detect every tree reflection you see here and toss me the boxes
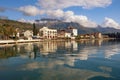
[0,39,120,60]
[0,45,17,58]
[0,40,120,80]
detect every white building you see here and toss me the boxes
[72,28,78,36]
[94,32,102,39]
[24,30,33,40]
[65,32,71,38]
[39,27,57,39]
[16,32,20,38]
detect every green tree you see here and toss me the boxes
[1,24,16,40]
[33,23,39,36]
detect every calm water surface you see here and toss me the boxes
[0,40,120,80]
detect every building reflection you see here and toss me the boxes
[91,39,103,46]
[40,41,57,55]
[0,39,103,60]
[0,39,120,61]
[1,40,120,80]
[24,43,33,53]
[71,41,78,51]
[29,52,36,59]
[16,43,35,59]
[65,41,71,49]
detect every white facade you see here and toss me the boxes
[72,29,78,36]
[16,32,20,38]
[65,32,71,38]
[24,30,33,40]
[39,27,57,39]
[95,32,102,39]
[98,33,102,39]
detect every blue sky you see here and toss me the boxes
[0,0,120,28]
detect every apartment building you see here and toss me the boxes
[39,27,57,39]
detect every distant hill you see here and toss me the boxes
[0,19,32,30]
[37,21,120,34]
[0,19,120,34]
[96,25,120,34]
[36,21,99,34]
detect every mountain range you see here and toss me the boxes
[0,19,120,34]
[37,20,120,34]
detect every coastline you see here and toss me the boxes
[0,39,41,44]
[0,38,116,45]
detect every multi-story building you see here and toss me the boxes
[57,30,66,38]
[68,27,78,37]
[39,27,57,39]
[94,32,102,39]
[57,29,71,38]
[65,32,71,38]
[72,28,78,36]
[57,27,78,39]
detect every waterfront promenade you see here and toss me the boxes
[0,39,41,44]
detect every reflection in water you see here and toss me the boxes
[0,40,120,80]
[0,40,120,60]
[104,44,120,59]
[0,40,120,61]
[99,66,112,72]
[71,41,78,51]
[19,61,111,80]
[40,41,57,55]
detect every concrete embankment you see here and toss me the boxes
[0,39,41,44]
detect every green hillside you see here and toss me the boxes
[0,19,120,40]
[0,19,33,30]
[0,19,33,39]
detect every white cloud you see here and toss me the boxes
[18,18,26,22]
[18,18,35,24]
[37,0,112,9]
[17,0,112,17]
[17,0,114,28]
[45,9,97,28]
[17,8,97,28]
[64,14,97,28]
[18,5,44,16]
[35,0,111,28]
[19,7,97,28]
[46,9,64,18]
[102,17,120,29]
